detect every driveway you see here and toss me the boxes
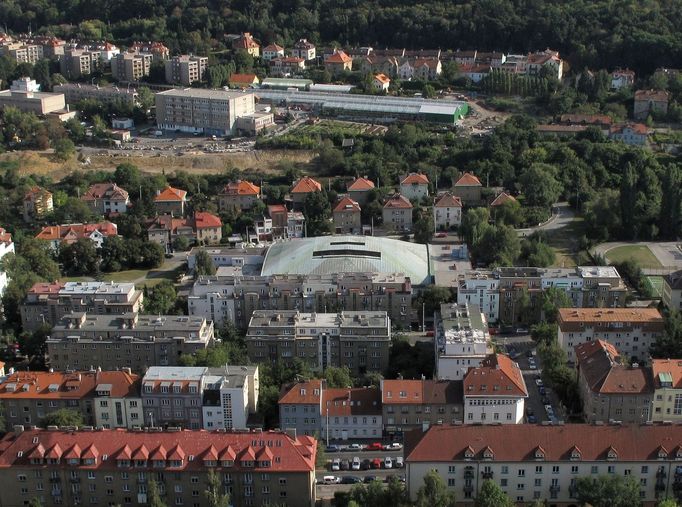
[516,202,574,237]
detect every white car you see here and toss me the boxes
[384,442,403,451]
[384,457,393,469]
[322,476,340,485]
[347,443,364,451]
[351,457,361,471]
[395,456,404,468]
[331,459,340,471]
[535,378,543,387]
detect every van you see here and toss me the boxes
[322,476,340,485]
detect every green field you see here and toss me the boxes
[643,275,664,298]
[62,264,184,288]
[605,245,663,268]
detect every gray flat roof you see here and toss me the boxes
[157,88,254,100]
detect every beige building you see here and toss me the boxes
[232,32,260,57]
[246,310,391,375]
[156,88,256,136]
[0,41,43,63]
[663,270,682,311]
[453,172,483,205]
[382,194,413,232]
[651,359,682,422]
[575,340,652,423]
[53,83,139,107]
[292,39,316,61]
[332,197,362,234]
[0,79,65,115]
[81,182,130,215]
[219,180,261,212]
[0,427,317,507]
[0,370,142,429]
[111,52,153,82]
[290,176,322,208]
[21,280,144,332]
[153,186,187,216]
[165,54,208,85]
[46,312,215,372]
[324,50,353,74]
[634,89,670,120]
[23,186,53,222]
[59,48,100,79]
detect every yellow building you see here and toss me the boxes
[652,359,682,422]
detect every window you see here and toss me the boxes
[552,466,560,474]
[591,466,598,474]
[447,478,455,487]
[535,466,542,474]
[571,466,579,474]
[518,470,525,477]
[501,466,509,475]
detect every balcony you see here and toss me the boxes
[464,471,475,479]
[658,470,667,479]
[482,471,494,480]
[550,485,561,493]
[463,485,474,493]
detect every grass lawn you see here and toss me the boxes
[643,276,664,298]
[61,263,185,288]
[605,245,663,269]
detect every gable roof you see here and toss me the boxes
[0,370,140,400]
[401,173,429,185]
[333,197,361,213]
[454,172,482,187]
[464,354,528,397]
[233,33,259,50]
[154,186,187,202]
[223,180,260,196]
[35,222,118,242]
[24,186,52,201]
[635,89,670,101]
[383,194,413,209]
[263,44,284,52]
[194,212,222,229]
[434,192,462,208]
[575,340,652,395]
[347,177,375,192]
[374,73,390,84]
[490,192,517,207]
[382,379,462,405]
[82,183,129,202]
[652,359,682,389]
[325,51,352,64]
[610,123,649,135]
[278,380,324,405]
[323,387,382,416]
[229,73,259,84]
[291,176,322,194]
[0,228,12,245]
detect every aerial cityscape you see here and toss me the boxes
[0,1,682,506]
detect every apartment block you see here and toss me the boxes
[141,367,206,429]
[246,310,391,375]
[53,83,139,107]
[111,52,153,82]
[557,308,664,362]
[165,55,208,85]
[436,303,492,380]
[202,365,259,430]
[189,272,413,330]
[0,370,142,429]
[575,340,653,424]
[0,78,65,115]
[0,41,43,63]
[155,88,256,136]
[321,386,382,441]
[381,379,463,437]
[59,48,100,79]
[405,423,682,505]
[0,427,317,507]
[278,380,324,437]
[663,270,682,311]
[46,312,215,372]
[21,281,144,332]
[456,272,500,323]
[651,359,682,422]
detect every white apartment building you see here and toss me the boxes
[201,365,259,430]
[321,386,382,441]
[433,192,463,230]
[456,272,500,323]
[558,308,665,362]
[463,354,527,424]
[0,229,15,297]
[92,375,144,429]
[399,173,429,201]
[436,303,491,380]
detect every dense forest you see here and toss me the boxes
[2,0,682,74]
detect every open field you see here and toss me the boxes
[62,263,185,288]
[292,119,387,137]
[605,245,663,269]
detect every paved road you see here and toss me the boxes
[517,202,574,237]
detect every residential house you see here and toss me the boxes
[347,177,375,205]
[194,211,223,245]
[359,55,401,78]
[398,59,415,80]
[153,185,187,216]
[278,379,324,437]
[557,308,665,362]
[35,222,118,250]
[290,176,322,209]
[460,63,491,83]
[651,359,682,422]
[611,68,635,89]
[663,270,682,311]
[373,73,391,91]
[228,73,260,88]
[475,51,506,67]
[232,32,260,57]
[400,173,429,201]
[322,387,382,441]
[0,369,142,429]
[463,353,528,424]
[405,423,682,505]
[453,50,477,66]
[268,204,290,238]
[324,50,353,74]
[0,229,14,297]
[23,186,53,222]
[147,212,222,252]
[453,172,482,205]
[382,194,413,232]
[332,197,362,234]
[559,113,612,128]
[219,180,261,212]
[270,57,306,77]
[413,58,442,81]
[634,89,670,120]
[610,123,649,145]
[141,366,206,429]
[433,192,463,230]
[291,39,316,61]
[490,191,517,208]
[575,340,652,424]
[81,182,130,215]
[381,379,463,437]
[262,43,285,61]
[0,427,317,507]
[526,49,563,80]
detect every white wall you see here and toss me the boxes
[464,396,525,424]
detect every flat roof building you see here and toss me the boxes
[111,51,153,82]
[165,54,208,86]
[53,83,139,106]
[0,78,65,115]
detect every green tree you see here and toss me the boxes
[52,137,75,161]
[414,207,434,244]
[204,469,230,507]
[137,87,155,111]
[519,163,562,209]
[27,498,44,507]
[303,191,332,236]
[475,479,514,507]
[58,239,100,276]
[657,500,678,507]
[143,281,178,315]
[651,310,682,359]
[541,287,572,323]
[173,236,191,252]
[573,475,641,507]
[315,439,327,468]
[415,470,456,507]
[323,366,353,388]
[417,286,454,319]
[40,408,84,427]
[148,479,168,507]
[194,249,217,276]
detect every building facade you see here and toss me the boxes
[332,197,362,234]
[165,55,208,85]
[141,367,206,429]
[321,387,382,441]
[278,380,324,437]
[433,192,463,230]
[399,173,429,201]
[53,83,139,107]
[651,359,682,422]
[0,228,14,297]
[111,52,153,82]
[663,270,682,311]
[219,180,261,212]
[382,194,413,232]
[202,365,259,430]
[23,186,53,222]
[81,183,130,215]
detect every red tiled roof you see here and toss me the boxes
[147,215,192,234]
[653,359,682,389]
[0,370,140,400]
[233,33,259,50]
[333,197,361,213]
[401,173,429,185]
[463,354,528,397]
[454,172,482,187]
[229,73,259,84]
[154,186,187,202]
[131,445,149,460]
[325,51,352,64]
[383,194,412,209]
[279,380,324,405]
[194,211,222,229]
[223,180,260,196]
[149,445,166,460]
[0,227,12,245]
[263,44,284,52]
[575,340,652,394]
[267,204,288,216]
[490,192,517,207]
[0,429,316,472]
[635,89,670,101]
[291,176,322,194]
[560,114,612,126]
[24,186,52,201]
[558,308,663,324]
[610,123,649,135]
[434,192,462,208]
[347,177,375,192]
[35,222,118,242]
[323,387,382,417]
[374,73,390,84]
[82,183,129,202]
[406,424,682,463]
[381,380,423,404]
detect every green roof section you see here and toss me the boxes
[260,78,313,90]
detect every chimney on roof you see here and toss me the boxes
[284,428,296,440]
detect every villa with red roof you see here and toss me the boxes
[0,427,317,507]
[463,353,528,424]
[228,73,260,88]
[373,73,391,91]
[82,182,130,215]
[262,43,285,61]
[232,32,260,57]
[147,212,222,252]
[399,173,429,201]
[453,171,483,204]
[347,176,375,204]
[154,186,187,216]
[194,211,223,245]
[490,191,517,207]
[382,194,413,232]
[433,192,463,230]
[332,197,362,234]
[290,176,322,208]
[219,180,261,212]
[35,222,118,250]
[324,50,353,74]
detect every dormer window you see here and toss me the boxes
[117,460,130,468]
[152,460,165,468]
[83,458,95,465]
[204,460,217,467]
[260,461,271,468]
[658,447,668,460]
[221,460,234,467]
[169,460,182,468]
[606,447,618,461]
[135,460,147,467]
[173,385,181,394]
[570,450,582,461]
[67,458,79,465]
[464,447,475,460]
[242,460,254,468]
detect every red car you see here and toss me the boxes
[365,442,383,451]
[371,458,382,469]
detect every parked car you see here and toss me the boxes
[383,442,403,451]
[323,476,340,485]
[542,397,550,405]
[340,459,350,471]
[361,459,371,470]
[331,459,340,471]
[351,457,361,471]
[539,386,546,396]
[529,360,537,370]
[371,458,382,469]
[384,457,393,469]
[366,442,383,451]
[364,475,379,483]
[535,378,543,387]
[347,443,364,451]
[340,476,361,484]
[395,456,404,468]
[326,445,340,453]
[516,327,529,334]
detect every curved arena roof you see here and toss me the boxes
[261,236,431,285]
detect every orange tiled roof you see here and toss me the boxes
[575,340,652,395]
[454,172,482,187]
[381,380,424,404]
[401,173,429,185]
[154,186,187,202]
[325,51,352,64]
[267,204,288,216]
[82,183,129,202]
[383,194,412,209]
[653,359,682,389]
[610,123,649,135]
[35,222,118,242]
[323,387,382,417]
[24,186,52,201]
[279,380,324,405]
[0,227,12,245]
[558,308,663,324]
[291,176,322,194]
[0,370,140,400]
[264,44,284,52]
[194,211,222,229]
[27,281,65,295]
[333,197,361,213]
[374,73,390,84]
[223,180,260,196]
[347,177,375,192]
[464,354,528,397]
[434,192,462,208]
[229,73,259,84]
[490,192,517,207]
[233,33,260,50]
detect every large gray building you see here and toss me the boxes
[246,310,391,375]
[141,366,206,429]
[53,83,139,107]
[165,54,208,85]
[46,312,214,372]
